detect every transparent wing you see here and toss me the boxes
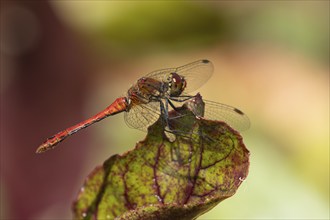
[202,100,250,132]
[168,94,250,132]
[124,102,161,131]
[146,60,214,93]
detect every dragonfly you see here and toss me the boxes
[36,59,250,153]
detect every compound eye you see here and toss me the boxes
[171,73,182,86]
[169,72,185,96]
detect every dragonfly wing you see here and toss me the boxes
[176,59,214,93]
[202,100,250,132]
[146,60,214,93]
[124,102,161,131]
[145,67,176,83]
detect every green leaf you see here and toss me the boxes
[72,95,250,220]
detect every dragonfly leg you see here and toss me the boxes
[168,99,179,111]
[169,95,194,102]
[159,99,170,129]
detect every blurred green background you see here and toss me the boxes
[1,1,328,219]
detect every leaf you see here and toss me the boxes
[72,94,250,220]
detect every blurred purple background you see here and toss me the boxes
[1,1,93,218]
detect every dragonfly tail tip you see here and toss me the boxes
[35,146,46,154]
[35,143,52,154]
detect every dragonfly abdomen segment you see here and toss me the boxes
[63,98,128,137]
[36,97,128,153]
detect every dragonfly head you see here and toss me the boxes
[168,72,187,97]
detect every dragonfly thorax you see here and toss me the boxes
[127,77,165,106]
[168,72,187,97]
